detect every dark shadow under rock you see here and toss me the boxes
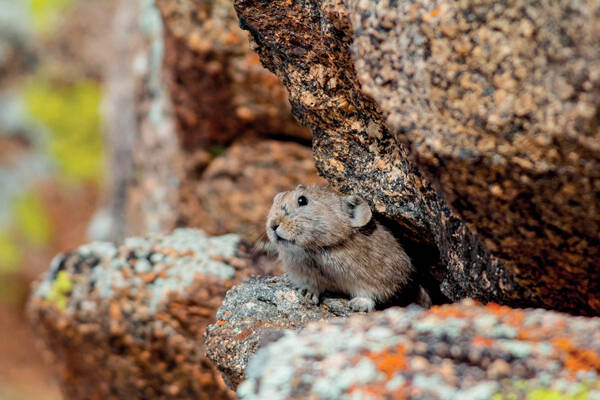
[204,275,353,389]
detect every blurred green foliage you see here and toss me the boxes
[24,78,104,184]
[15,191,52,247]
[29,0,74,33]
[0,232,21,274]
[0,191,51,274]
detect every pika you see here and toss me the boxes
[266,184,431,312]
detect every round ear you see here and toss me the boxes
[342,195,372,228]
[295,184,306,191]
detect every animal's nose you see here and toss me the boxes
[271,223,279,232]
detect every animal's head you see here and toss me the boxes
[265,185,372,250]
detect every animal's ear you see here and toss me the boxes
[295,184,306,191]
[342,195,372,227]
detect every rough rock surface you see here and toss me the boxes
[205,275,352,389]
[238,300,600,399]
[233,0,600,315]
[156,0,310,150]
[28,229,280,399]
[181,138,327,241]
[348,0,600,316]
[233,0,521,309]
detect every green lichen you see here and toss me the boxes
[24,77,104,183]
[45,270,73,310]
[528,387,589,400]
[14,191,52,247]
[29,0,74,34]
[493,381,598,400]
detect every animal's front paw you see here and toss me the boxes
[297,287,320,305]
[349,296,375,312]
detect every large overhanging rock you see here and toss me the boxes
[233,0,600,315]
[347,0,600,315]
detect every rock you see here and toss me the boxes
[233,0,600,315]
[89,0,179,242]
[233,0,520,309]
[156,0,310,149]
[180,138,327,241]
[238,300,600,399]
[205,275,352,389]
[27,228,281,399]
[97,0,318,244]
[347,0,600,316]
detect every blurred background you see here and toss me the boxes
[0,0,112,398]
[1,0,110,398]
[0,0,321,398]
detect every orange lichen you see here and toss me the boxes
[551,337,600,374]
[517,329,542,341]
[472,336,494,347]
[485,303,524,326]
[224,311,230,317]
[366,344,407,378]
[431,7,440,17]
[429,305,466,319]
[216,320,228,327]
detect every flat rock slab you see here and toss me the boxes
[28,228,280,400]
[238,300,600,399]
[205,275,353,389]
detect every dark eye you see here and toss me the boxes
[297,195,308,206]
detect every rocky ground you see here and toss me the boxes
[237,300,600,399]
[205,275,352,389]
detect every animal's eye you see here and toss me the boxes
[297,195,308,206]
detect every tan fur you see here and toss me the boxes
[266,184,430,312]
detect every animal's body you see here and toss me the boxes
[266,184,430,312]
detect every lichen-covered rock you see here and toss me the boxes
[347,0,600,316]
[28,228,280,400]
[205,275,352,389]
[233,0,600,315]
[180,138,327,241]
[238,300,600,399]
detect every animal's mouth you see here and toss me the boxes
[272,232,295,246]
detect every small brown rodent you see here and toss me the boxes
[266,184,431,312]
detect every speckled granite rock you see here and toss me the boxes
[238,300,600,399]
[233,0,522,310]
[234,0,600,315]
[181,138,327,241]
[347,0,600,316]
[27,228,280,399]
[205,275,352,389]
